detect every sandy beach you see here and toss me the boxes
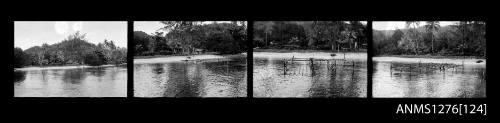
[134,53,247,64]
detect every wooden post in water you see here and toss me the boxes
[443,64,446,75]
[425,63,428,73]
[283,59,287,75]
[298,65,301,75]
[409,64,412,77]
[306,65,308,76]
[327,60,329,70]
[309,58,314,66]
[483,70,486,80]
[390,62,392,77]
[462,60,465,70]
[299,65,304,76]
[409,64,412,80]
[330,60,334,70]
[310,58,314,76]
[352,61,355,81]
[334,60,336,67]
[352,63,355,81]
[443,65,446,78]
[293,60,296,75]
[417,61,422,74]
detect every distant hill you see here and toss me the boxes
[22,32,127,66]
[24,36,99,64]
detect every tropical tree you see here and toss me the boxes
[133,31,152,55]
[20,31,127,67]
[14,47,29,68]
[406,21,421,55]
[310,21,345,50]
[160,21,204,54]
[425,21,440,53]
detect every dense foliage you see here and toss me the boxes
[373,21,486,57]
[14,32,127,68]
[134,21,247,56]
[13,47,30,68]
[253,21,367,51]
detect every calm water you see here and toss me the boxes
[134,56,247,97]
[253,57,367,98]
[373,61,486,98]
[14,66,127,97]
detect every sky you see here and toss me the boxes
[134,21,242,35]
[15,21,127,50]
[356,21,367,25]
[134,21,166,35]
[372,21,459,30]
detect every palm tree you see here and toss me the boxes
[456,21,470,56]
[425,21,440,54]
[406,21,420,55]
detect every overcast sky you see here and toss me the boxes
[134,21,166,35]
[15,21,127,50]
[372,21,459,30]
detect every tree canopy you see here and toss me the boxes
[14,32,127,68]
[373,21,485,57]
[253,21,367,51]
[134,21,247,56]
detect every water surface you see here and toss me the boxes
[14,66,127,97]
[253,53,367,98]
[134,55,247,97]
[373,58,486,98]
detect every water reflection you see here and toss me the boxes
[62,69,87,84]
[14,66,127,97]
[14,71,26,83]
[373,61,486,98]
[253,57,367,98]
[134,56,247,97]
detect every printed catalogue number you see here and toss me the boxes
[396,104,487,115]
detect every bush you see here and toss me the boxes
[14,47,29,68]
[84,50,106,66]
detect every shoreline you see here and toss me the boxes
[253,48,367,53]
[375,54,485,59]
[253,51,367,60]
[133,53,247,64]
[373,56,486,65]
[133,52,220,59]
[14,64,126,71]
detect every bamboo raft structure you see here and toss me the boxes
[280,56,359,78]
[387,61,487,82]
[388,61,467,78]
